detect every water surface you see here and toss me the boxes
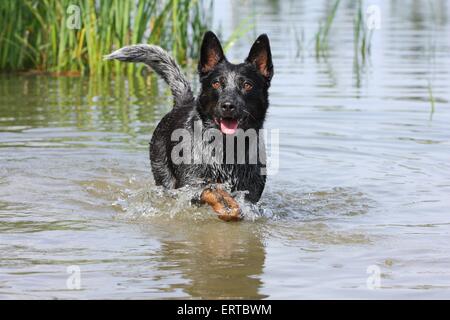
[1,0,450,299]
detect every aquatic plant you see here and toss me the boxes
[314,0,340,57]
[353,0,373,62]
[292,24,305,58]
[428,81,436,120]
[0,0,211,76]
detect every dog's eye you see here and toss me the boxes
[243,82,253,92]
[212,81,221,89]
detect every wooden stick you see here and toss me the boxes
[200,186,242,221]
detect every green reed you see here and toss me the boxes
[428,81,436,120]
[0,0,210,76]
[354,0,373,61]
[315,0,340,57]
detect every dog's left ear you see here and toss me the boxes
[245,34,273,83]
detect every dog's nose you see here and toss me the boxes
[221,102,235,113]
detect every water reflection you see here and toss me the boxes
[141,221,267,299]
[0,74,166,136]
[1,0,450,299]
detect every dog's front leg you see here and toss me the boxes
[200,185,242,222]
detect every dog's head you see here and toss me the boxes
[197,31,273,134]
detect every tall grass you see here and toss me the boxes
[427,81,436,121]
[314,0,340,57]
[354,0,373,61]
[309,0,374,61]
[0,0,210,76]
[293,25,305,58]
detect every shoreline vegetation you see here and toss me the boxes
[1,0,377,78]
[0,0,211,76]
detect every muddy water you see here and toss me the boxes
[1,0,450,299]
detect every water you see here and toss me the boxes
[1,0,450,299]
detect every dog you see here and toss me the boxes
[105,31,273,221]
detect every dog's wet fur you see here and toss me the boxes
[105,31,273,217]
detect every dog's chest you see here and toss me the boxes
[195,134,263,181]
[202,163,258,187]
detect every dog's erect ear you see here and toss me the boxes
[198,31,225,75]
[245,34,273,82]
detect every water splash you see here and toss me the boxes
[112,182,272,222]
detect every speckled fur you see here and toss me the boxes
[106,31,273,203]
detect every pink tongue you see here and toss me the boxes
[220,119,238,134]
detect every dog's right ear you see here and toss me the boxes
[198,31,225,76]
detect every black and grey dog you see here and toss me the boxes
[105,31,273,221]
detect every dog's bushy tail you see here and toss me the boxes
[104,45,194,106]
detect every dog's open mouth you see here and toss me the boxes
[215,117,239,135]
